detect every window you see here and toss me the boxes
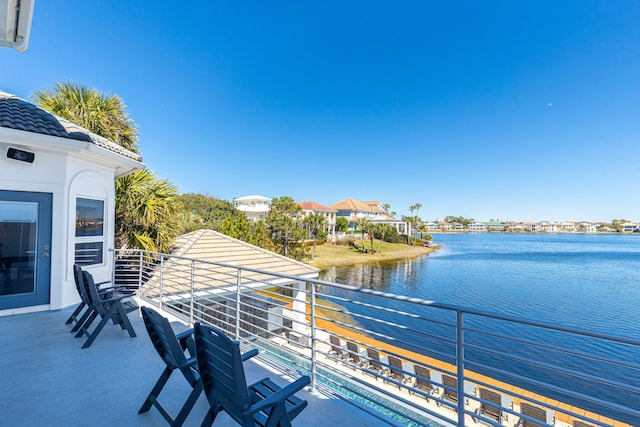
[75,198,105,266]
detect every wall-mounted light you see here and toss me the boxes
[7,147,35,163]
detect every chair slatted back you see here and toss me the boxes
[73,264,89,304]
[195,323,251,421]
[366,348,383,370]
[346,341,360,363]
[521,402,547,427]
[140,306,197,384]
[388,355,404,376]
[329,335,342,354]
[414,365,432,392]
[479,388,502,421]
[573,420,595,427]
[442,374,458,402]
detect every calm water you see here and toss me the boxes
[319,233,640,423]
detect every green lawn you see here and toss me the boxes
[307,240,434,269]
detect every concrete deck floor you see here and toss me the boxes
[0,306,391,427]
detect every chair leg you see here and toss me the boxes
[139,367,172,414]
[200,408,218,427]
[74,311,98,337]
[81,303,120,348]
[115,303,136,337]
[65,302,86,324]
[264,403,292,427]
[71,307,95,333]
[173,381,203,427]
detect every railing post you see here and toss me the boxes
[310,281,317,391]
[190,260,195,325]
[456,310,466,426]
[235,269,242,340]
[159,255,164,309]
[110,248,116,288]
[138,250,143,291]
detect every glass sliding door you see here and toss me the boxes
[0,191,52,310]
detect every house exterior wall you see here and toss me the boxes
[0,134,119,314]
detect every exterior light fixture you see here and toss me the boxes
[7,147,35,163]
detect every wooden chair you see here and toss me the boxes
[68,264,137,333]
[65,264,91,329]
[195,323,310,427]
[138,307,203,426]
[73,269,137,348]
[387,355,411,389]
[411,365,438,399]
[327,335,345,360]
[520,402,555,427]
[475,387,506,425]
[442,373,459,405]
[572,420,596,427]
[345,340,366,368]
[364,348,389,380]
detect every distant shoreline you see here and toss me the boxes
[307,243,437,270]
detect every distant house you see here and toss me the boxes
[233,195,271,222]
[540,221,558,233]
[486,221,505,232]
[296,201,336,236]
[0,90,144,314]
[423,222,439,231]
[579,222,598,233]
[329,198,409,235]
[329,198,383,223]
[438,221,451,232]
[621,222,639,233]
[361,201,394,219]
[560,222,578,233]
[468,222,487,232]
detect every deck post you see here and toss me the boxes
[189,260,194,325]
[138,250,143,294]
[159,255,164,309]
[456,310,466,426]
[310,281,317,391]
[235,269,241,340]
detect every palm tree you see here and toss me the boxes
[33,82,180,252]
[33,82,139,153]
[376,224,391,253]
[115,169,179,252]
[414,203,422,220]
[304,212,326,259]
[356,218,371,252]
[367,222,377,254]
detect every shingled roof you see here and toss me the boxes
[329,198,374,212]
[140,229,319,299]
[0,90,142,162]
[296,201,336,211]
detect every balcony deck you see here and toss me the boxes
[0,306,391,427]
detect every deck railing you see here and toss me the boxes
[114,249,640,427]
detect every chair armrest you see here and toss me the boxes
[241,348,259,361]
[99,293,130,303]
[175,328,195,341]
[181,357,198,368]
[248,376,311,415]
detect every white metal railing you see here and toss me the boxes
[114,249,640,427]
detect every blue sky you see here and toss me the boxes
[2,1,639,222]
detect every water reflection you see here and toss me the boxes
[319,256,429,292]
